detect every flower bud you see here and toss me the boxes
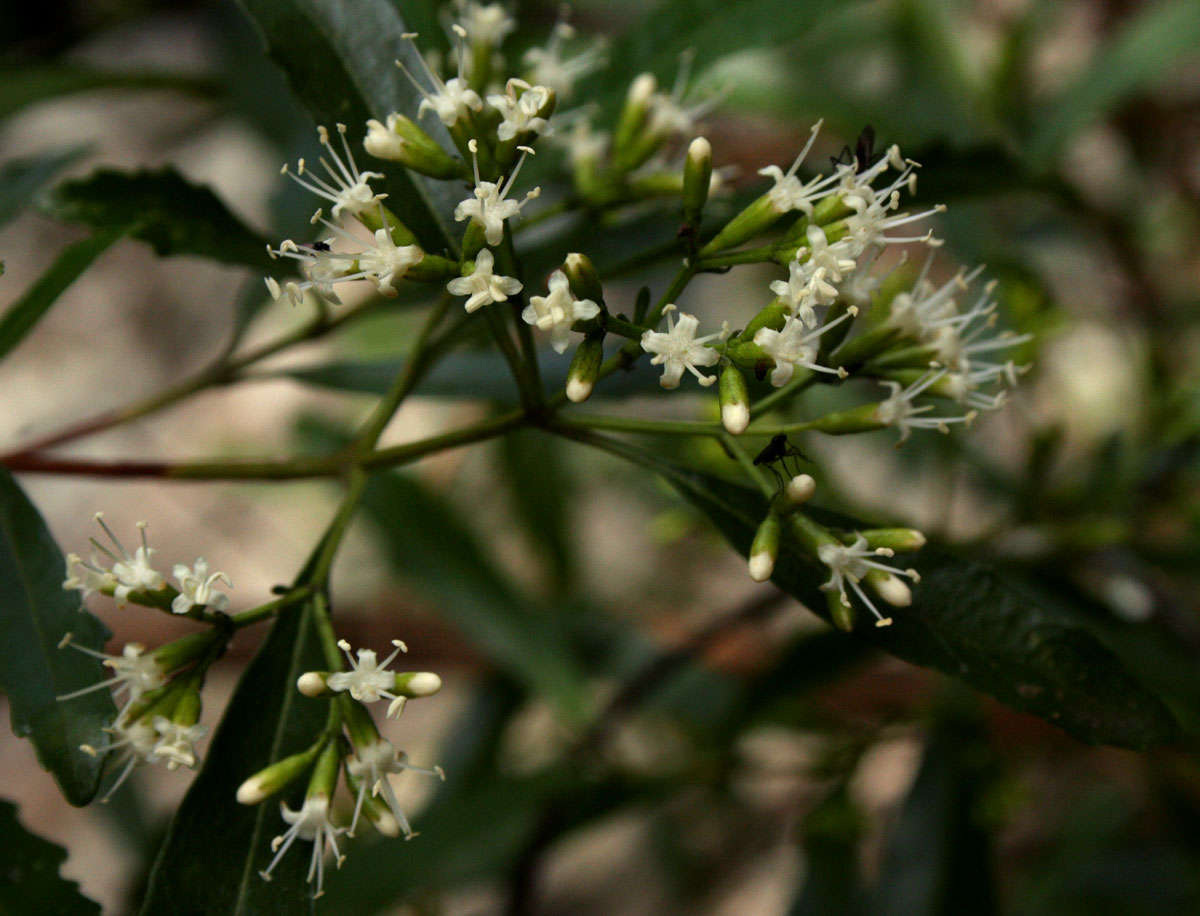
[719,364,750,435]
[748,512,781,582]
[394,671,443,698]
[866,569,912,608]
[236,741,324,805]
[737,299,790,343]
[563,252,605,304]
[698,195,780,257]
[785,473,816,506]
[683,137,712,225]
[858,528,926,552]
[566,332,605,403]
[356,204,419,248]
[307,737,342,799]
[802,402,887,436]
[826,589,855,632]
[613,73,657,159]
[297,671,328,697]
[364,114,464,180]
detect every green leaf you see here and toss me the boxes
[43,168,269,269]
[587,439,1181,748]
[0,797,101,914]
[1027,0,1200,167]
[790,787,865,916]
[361,471,588,718]
[138,597,326,914]
[234,0,461,252]
[0,227,126,362]
[0,64,219,121]
[0,469,114,806]
[0,146,89,230]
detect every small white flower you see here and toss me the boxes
[557,116,608,167]
[62,553,116,600]
[818,534,919,627]
[79,718,160,802]
[521,269,601,354]
[259,796,346,899]
[523,23,605,99]
[281,124,384,222]
[396,30,483,127]
[446,248,523,313]
[74,514,165,607]
[171,558,232,615]
[346,738,444,838]
[640,305,726,389]
[758,120,842,215]
[488,79,553,141]
[876,369,975,442]
[150,716,207,771]
[454,141,541,246]
[56,635,166,713]
[327,639,411,718]
[454,0,515,48]
[770,226,859,326]
[645,52,721,139]
[753,309,855,387]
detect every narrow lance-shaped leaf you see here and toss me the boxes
[0,64,219,121]
[0,225,127,362]
[43,168,269,269]
[580,437,1181,749]
[0,145,89,230]
[139,589,328,914]
[0,798,102,914]
[0,469,115,806]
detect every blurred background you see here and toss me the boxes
[2,0,1200,913]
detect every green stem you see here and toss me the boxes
[695,245,778,269]
[721,433,774,499]
[560,414,721,437]
[228,585,316,630]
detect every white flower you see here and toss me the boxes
[488,79,553,141]
[327,639,411,718]
[876,369,976,442]
[346,738,444,838]
[150,716,207,771]
[818,534,919,627]
[770,226,859,326]
[645,52,721,139]
[446,248,523,313]
[753,309,856,387]
[171,558,232,615]
[454,0,515,48]
[267,206,424,304]
[640,305,726,389]
[523,23,605,99]
[79,718,160,802]
[758,120,842,215]
[56,635,166,713]
[259,796,346,899]
[454,141,541,246]
[557,116,608,167]
[72,514,166,607]
[521,269,601,354]
[396,30,483,127]
[62,552,116,600]
[281,124,384,222]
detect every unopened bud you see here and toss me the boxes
[395,671,443,697]
[297,671,327,697]
[364,114,463,179]
[683,137,713,225]
[236,742,324,805]
[827,589,855,632]
[566,332,604,403]
[563,252,604,304]
[859,528,926,552]
[749,512,781,582]
[719,364,750,434]
[867,570,912,607]
[785,473,816,505]
[613,73,658,166]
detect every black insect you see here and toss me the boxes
[830,125,878,171]
[753,434,810,487]
[309,240,332,252]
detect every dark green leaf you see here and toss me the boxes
[790,787,865,916]
[1027,0,1200,167]
[0,226,126,362]
[43,168,269,269]
[584,438,1181,748]
[872,698,997,916]
[499,429,576,594]
[0,797,101,914]
[138,597,326,914]
[0,469,114,806]
[362,471,587,718]
[235,0,461,252]
[0,146,89,230]
[0,65,219,121]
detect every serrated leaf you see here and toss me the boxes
[0,797,101,914]
[0,146,89,230]
[235,0,460,253]
[0,226,127,362]
[0,469,115,806]
[138,596,327,914]
[43,168,269,269]
[589,438,1181,748]
[0,64,219,121]
[1027,0,1200,167]
[361,471,587,718]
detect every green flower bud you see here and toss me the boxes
[749,511,781,582]
[719,364,750,435]
[364,114,464,180]
[855,528,927,552]
[698,195,780,257]
[866,569,912,607]
[827,589,855,632]
[236,741,324,805]
[737,299,790,343]
[683,137,713,225]
[612,73,657,165]
[801,402,888,436]
[307,738,342,800]
[567,332,605,403]
[563,252,605,304]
